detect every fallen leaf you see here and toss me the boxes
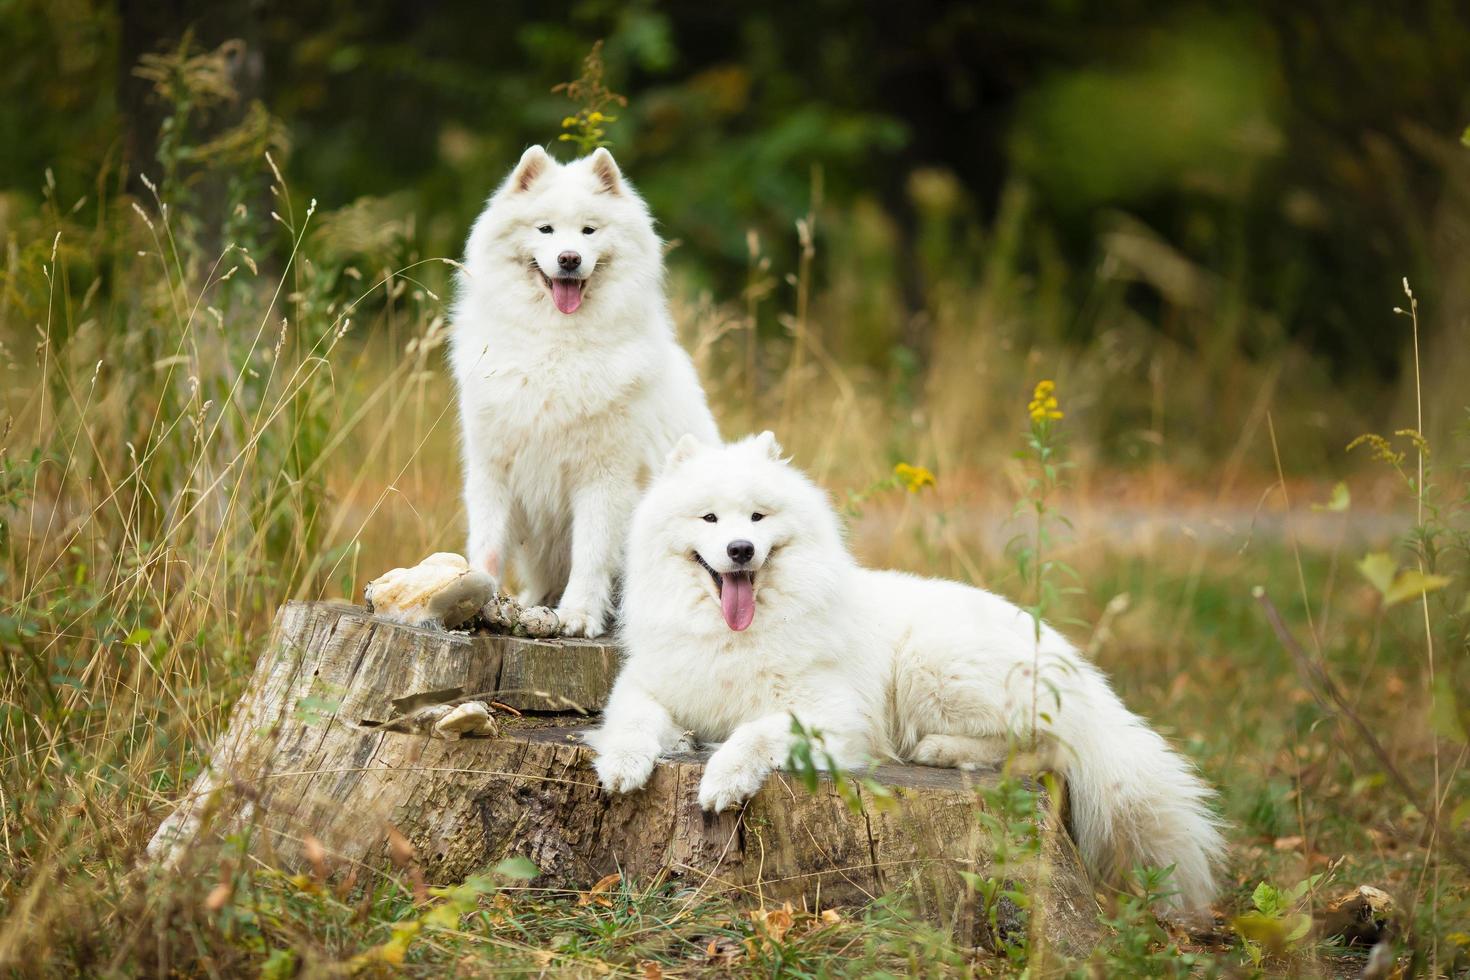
[640,962,663,979]
[303,835,329,883]
[386,824,415,867]
[579,872,621,906]
[1273,835,1305,851]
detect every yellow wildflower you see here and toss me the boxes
[1346,433,1404,466]
[893,462,936,493]
[1027,379,1064,422]
[561,116,578,128]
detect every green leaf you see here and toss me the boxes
[1311,482,1350,512]
[423,903,463,930]
[1462,125,1470,148]
[1251,881,1281,916]
[124,627,152,645]
[493,855,539,880]
[1383,569,1452,607]
[1284,912,1313,943]
[1357,553,1397,595]
[1282,873,1322,905]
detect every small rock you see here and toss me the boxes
[433,701,499,739]
[518,605,560,638]
[1320,885,1395,947]
[481,593,522,631]
[364,553,495,630]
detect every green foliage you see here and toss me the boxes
[1080,866,1209,978]
[1231,874,1322,967]
[784,716,895,816]
[959,774,1045,965]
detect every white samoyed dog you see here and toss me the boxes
[450,146,718,637]
[590,432,1226,910]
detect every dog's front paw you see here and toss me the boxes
[698,748,770,812]
[594,745,657,794]
[555,605,606,638]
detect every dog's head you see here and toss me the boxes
[626,432,849,637]
[468,146,659,317]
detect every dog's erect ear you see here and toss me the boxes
[665,433,705,471]
[509,145,552,193]
[589,147,623,195]
[752,430,783,461]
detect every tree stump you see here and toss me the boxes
[151,601,1100,953]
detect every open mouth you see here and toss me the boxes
[692,552,756,632]
[539,271,587,314]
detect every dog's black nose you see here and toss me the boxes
[558,250,581,271]
[727,540,755,564]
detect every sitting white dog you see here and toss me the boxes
[450,146,717,636]
[590,432,1225,910]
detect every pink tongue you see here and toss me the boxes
[720,572,755,631]
[551,278,583,314]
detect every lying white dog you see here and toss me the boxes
[450,146,718,636]
[590,433,1225,910]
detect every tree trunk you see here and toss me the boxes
[150,601,1099,955]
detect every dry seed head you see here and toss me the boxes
[265,150,285,188]
[130,202,155,232]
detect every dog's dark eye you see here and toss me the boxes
[582,226,596,235]
[701,513,718,523]
[538,224,553,234]
[751,513,765,522]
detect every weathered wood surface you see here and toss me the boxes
[151,601,1099,953]
[289,599,616,719]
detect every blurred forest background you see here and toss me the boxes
[3,1,1470,974]
[5,0,1469,458]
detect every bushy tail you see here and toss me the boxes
[1058,676,1226,911]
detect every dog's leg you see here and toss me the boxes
[462,435,511,587]
[909,733,1011,771]
[588,681,685,794]
[698,712,868,812]
[554,477,632,638]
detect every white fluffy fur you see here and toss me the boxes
[450,146,718,637]
[590,433,1226,910]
